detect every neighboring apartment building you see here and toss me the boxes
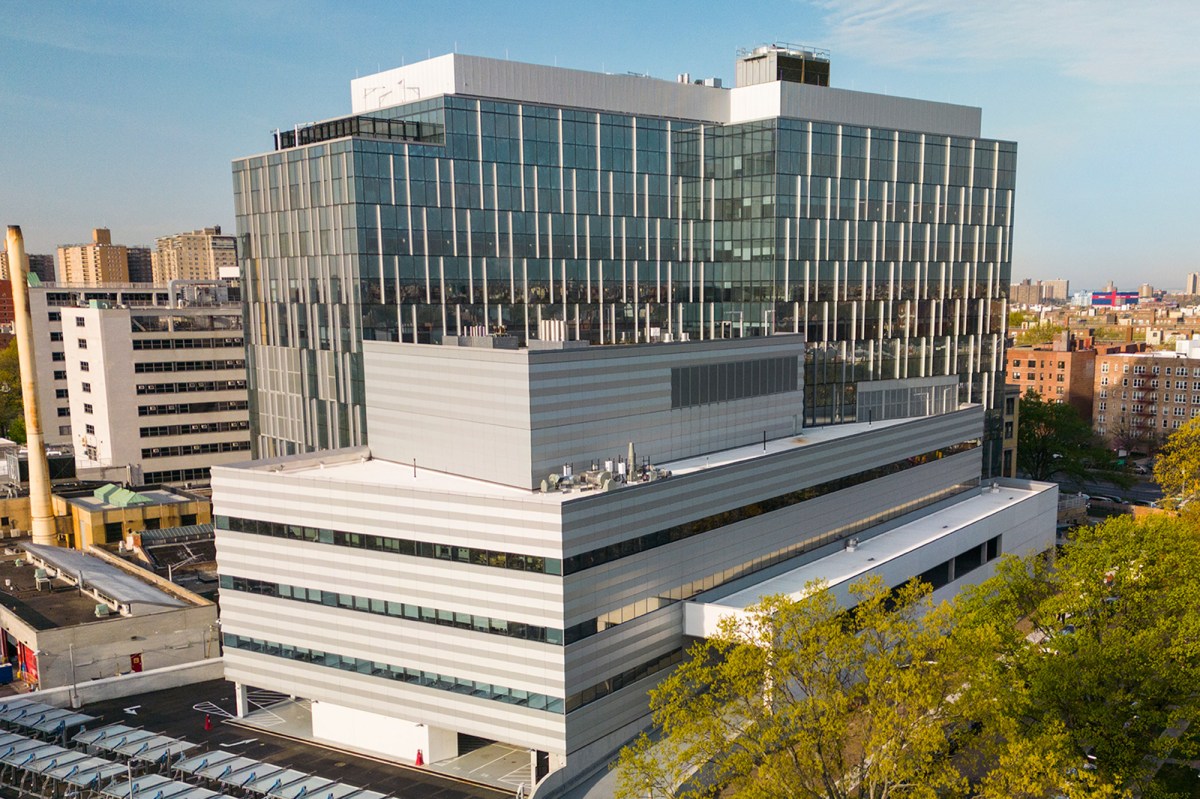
[152,226,238,283]
[1094,336,1200,450]
[1010,279,1041,306]
[62,290,249,485]
[233,47,1016,463]
[127,245,154,283]
[1041,278,1069,302]
[0,251,55,283]
[1004,331,1100,421]
[213,335,1055,793]
[1010,278,1070,306]
[28,284,247,485]
[1001,384,1020,477]
[30,285,176,447]
[57,228,131,284]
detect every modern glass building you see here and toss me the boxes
[233,46,1016,460]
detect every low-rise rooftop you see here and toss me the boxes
[225,412,937,507]
[0,544,199,631]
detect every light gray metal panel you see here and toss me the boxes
[219,592,565,694]
[776,83,982,138]
[561,452,977,624]
[559,406,983,555]
[362,337,805,489]
[223,651,568,754]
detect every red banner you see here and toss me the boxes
[130,653,143,673]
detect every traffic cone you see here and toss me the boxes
[204,714,212,731]
[415,748,424,766]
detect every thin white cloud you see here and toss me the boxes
[814,0,1200,86]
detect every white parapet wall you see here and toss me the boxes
[0,658,224,709]
[311,700,459,764]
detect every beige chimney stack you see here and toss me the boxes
[6,226,58,547]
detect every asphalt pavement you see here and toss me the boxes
[78,680,508,799]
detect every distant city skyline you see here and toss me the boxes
[2,0,1198,288]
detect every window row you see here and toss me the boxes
[131,315,242,333]
[140,420,250,438]
[135,380,247,395]
[671,356,799,409]
[134,360,246,373]
[215,515,562,575]
[220,574,562,644]
[133,337,245,350]
[561,439,979,574]
[142,441,251,459]
[139,401,249,417]
[143,467,211,485]
[223,633,564,713]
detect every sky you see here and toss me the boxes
[1,0,1198,290]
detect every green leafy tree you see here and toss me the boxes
[1017,390,1127,486]
[1152,415,1200,509]
[616,577,996,799]
[964,515,1200,793]
[1007,310,1032,330]
[0,339,24,443]
[1015,323,1064,347]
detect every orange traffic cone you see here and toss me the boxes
[204,714,212,731]
[415,748,424,766]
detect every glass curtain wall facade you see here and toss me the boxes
[234,96,1015,459]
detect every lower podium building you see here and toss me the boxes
[211,335,1055,795]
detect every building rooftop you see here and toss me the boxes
[0,544,197,630]
[685,480,1054,636]
[228,412,932,507]
[61,485,204,513]
[345,53,985,140]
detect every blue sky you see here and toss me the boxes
[1,0,1197,290]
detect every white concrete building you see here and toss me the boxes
[62,294,248,485]
[212,335,1055,795]
[29,285,178,448]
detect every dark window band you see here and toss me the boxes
[144,467,210,484]
[561,439,980,574]
[671,356,799,408]
[133,337,244,350]
[221,631,682,717]
[139,400,249,417]
[134,359,246,373]
[141,420,250,438]
[562,479,978,643]
[214,516,562,576]
[143,441,251,459]
[136,380,247,395]
[215,440,978,582]
[223,633,562,713]
[220,574,563,645]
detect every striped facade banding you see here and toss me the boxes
[213,336,1054,794]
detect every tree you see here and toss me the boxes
[1007,310,1033,331]
[1016,389,1127,486]
[1015,323,1064,347]
[963,515,1200,793]
[0,339,24,443]
[1152,415,1200,509]
[615,577,993,799]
